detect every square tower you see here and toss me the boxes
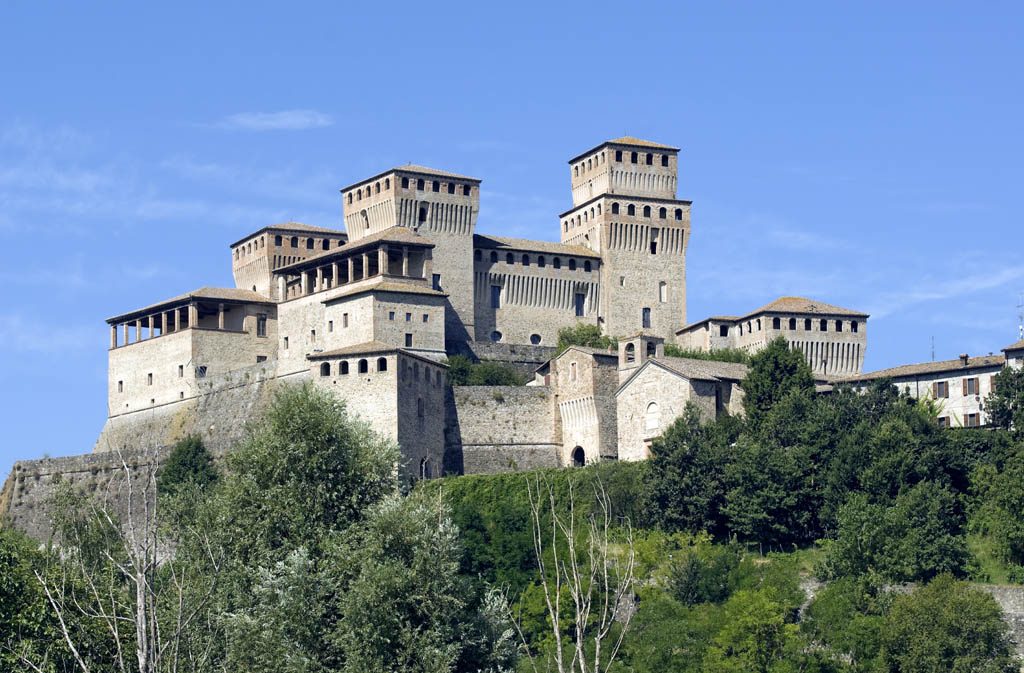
[561,138,690,341]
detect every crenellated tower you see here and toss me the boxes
[559,137,690,340]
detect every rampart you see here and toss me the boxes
[444,385,559,474]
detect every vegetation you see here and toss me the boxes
[555,322,616,355]
[663,343,751,364]
[156,434,218,495]
[986,365,1024,431]
[446,354,526,386]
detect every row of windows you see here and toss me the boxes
[735,317,860,336]
[572,149,670,177]
[562,203,683,231]
[473,249,594,271]
[347,177,473,204]
[937,413,982,428]
[318,357,444,387]
[932,376,994,399]
[235,236,266,258]
[236,235,345,259]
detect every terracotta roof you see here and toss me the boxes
[230,222,346,248]
[323,280,446,302]
[568,137,680,163]
[275,226,434,273]
[1003,340,1024,352]
[473,234,600,259]
[739,297,868,320]
[340,164,481,192]
[107,287,272,323]
[841,354,1006,383]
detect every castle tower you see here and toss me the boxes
[617,331,665,383]
[560,138,690,341]
[230,223,348,300]
[341,166,481,347]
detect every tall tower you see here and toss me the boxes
[559,137,691,340]
[340,165,481,347]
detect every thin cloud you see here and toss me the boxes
[216,109,334,132]
[0,314,97,354]
[868,265,1024,319]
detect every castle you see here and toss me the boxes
[91,137,874,479]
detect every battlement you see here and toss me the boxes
[568,137,680,207]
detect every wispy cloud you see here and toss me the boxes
[867,264,1024,319]
[215,109,334,132]
[0,314,98,354]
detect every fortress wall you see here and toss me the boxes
[445,386,559,475]
[455,341,558,380]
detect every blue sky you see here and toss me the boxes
[2,2,1022,478]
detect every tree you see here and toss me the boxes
[701,589,796,673]
[662,344,751,364]
[969,445,1024,565]
[985,365,1024,431]
[879,574,1016,673]
[556,322,616,356]
[157,435,218,496]
[740,337,815,426]
[445,355,525,386]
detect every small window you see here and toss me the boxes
[341,361,349,375]
[417,398,424,418]
[789,318,796,330]
[756,319,761,330]
[611,202,619,214]
[538,256,546,268]
[432,274,441,290]
[284,336,289,349]
[584,261,592,272]
[851,321,859,333]
[306,238,314,250]
[432,180,439,192]
[357,189,362,200]
[645,401,660,430]
[659,281,667,303]
[358,359,368,374]
[447,182,455,194]
[530,334,541,345]
[835,320,843,332]
[405,313,412,322]
[674,209,682,220]
[574,293,585,317]
[196,366,207,378]
[642,308,651,329]
[347,193,353,204]
[659,207,666,218]
[474,249,482,262]
[934,381,949,398]
[416,178,424,190]
[147,373,153,386]
[645,153,653,165]
[643,205,651,217]
[625,343,636,363]
[820,319,828,331]
[506,253,514,264]
[322,239,329,250]
[328,320,334,332]
[490,251,498,263]
[720,325,729,337]
[570,361,578,381]
[388,311,395,321]
[630,151,638,163]
[569,259,577,271]
[385,178,390,189]
[256,355,267,363]
[402,177,409,188]
[377,357,388,372]
[615,150,622,161]
[118,380,123,393]
[661,155,668,167]
[491,331,502,342]
[418,206,428,223]
[463,185,471,196]
[290,236,298,248]
[405,333,413,347]
[422,313,429,323]
[275,235,283,246]
[310,329,316,343]
[257,313,267,337]
[553,257,561,269]
[805,319,812,331]
[773,317,781,329]
[319,362,331,377]
[491,285,502,308]
[343,313,349,328]
[178,364,184,378]
[937,416,949,428]
[627,204,635,216]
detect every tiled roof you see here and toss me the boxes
[107,287,272,323]
[473,234,600,259]
[1003,340,1024,352]
[841,354,1006,382]
[275,226,434,273]
[655,356,749,382]
[323,280,446,301]
[740,297,868,319]
[230,222,346,248]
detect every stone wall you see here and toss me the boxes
[454,341,557,380]
[445,386,559,474]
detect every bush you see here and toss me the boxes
[157,435,218,495]
[444,355,524,386]
[556,321,616,355]
[663,344,751,364]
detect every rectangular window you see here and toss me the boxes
[284,336,289,349]
[570,361,578,382]
[405,312,412,322]
[310,329,316,343]
[432,274,441,291]
[147,373,153,386]
[328,320,334,332]
[964,413,981,427]
[805,318,812,331]
[619,276,625,287]
[257,313,267,337]
[118,380,123,393]
[178,365,184,378]
[642,307,652,329]
[574,293,585,317]
[719,325,729,337]
[405,333,413,347]
[964,377,979,395]
[491,285,502,309]
[933,381,949,398]
[422,314,429,323]
[937,416,949,428]
[343,313,349,328]
[256,355,267,363]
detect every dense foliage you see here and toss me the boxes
[662,344,752,364]
[156,434,218,495]
[446,354,526,386]
[555,321,617,355]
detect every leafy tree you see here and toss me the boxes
[445,354,475,385]
[555,322,616,355]
[701,589,797,673]
[879,574,1016,673]
[801,577,887,672]
[662,344,751,364]
[625,598,724,673]
[666,542,745,606]
[445,355,525,386]
[970,445,1024,565]
[157,434,218,495]
[741,336,815,426]
[985,365,1024,431]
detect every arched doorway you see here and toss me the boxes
[572,446,585,467]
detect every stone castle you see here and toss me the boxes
[90,136,871,480]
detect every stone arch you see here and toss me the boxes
[572,446,585,467]
[319,362,330,377]
[377,357,388,372]
[645,402,660,430]
[358,359,368,374]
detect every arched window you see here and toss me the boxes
[322,239,329,250]
[615,150,622,162]
[431,180,439,192]
[583,211,588,222]
[538,256,546,268]
[756,319,761,330]
[587,158,592,170]
[306,238,314,249]
[385,178,390,189]
[625,343,636,362]
[319,362,330,376]
[659,207,666,218]
[805,319,812,331]
[506,253,514,264]
[341,361,349,375]
[674,208,683,220]
[416,178,424,190]
[413,363,419,380]
[574,165,579,177]
[357,189,362,200]
[530,334,541,345]
[275,234,282,245]
[772,317,781,329]
[659,281,667,303]
[463,185,471,196]
[590,207,595,219]
[522,254,530,266]
[645,153,653,165]
[789,318,797,330]
[474,249,482,261]
[553,257,561,269]
[835,320,843,332]
[820,319,828,331]
[347,193,353,204]
[358,359,368,374]
[290,236,298,248]
[490,251,498,263]
[661,155,669,166]
[418,206,428,223]
[373,182,379,194]
[645,402,660,430]
[611,202,619,214]
[377,357,387,372]
[572,446,585,467]
[630,151,638,163]
[584,260,592,272]
[627,204,636,216]
[401,177,409,188]
[569,259,577,271]
[643,205,651,217]
[597,203,602,215]
[417,397,424,416]
[851,321,859,333]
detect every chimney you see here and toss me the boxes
[959,353,969,366]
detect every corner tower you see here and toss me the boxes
[340,165,481,348]
[560,137,690,340]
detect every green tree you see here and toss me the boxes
[662,344,751,364]
[985,365,1024,431]
[879,574,1016,673]
[702,589,796,673]
[445,355,525,386]
[741,336,815,426]
[445,354,474,386]
[555,322,616,355]
[970,445,1024,565]
[801,577,886,672]
[157,434,218,495]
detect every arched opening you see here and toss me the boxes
[643,206,651,217]
[553,257,561,269]
[377,357,388,372]
[385,178,390,189]
[645,402,660,430]
[538,256,546,268]
[491,331,502,342]
[611,202,619,214]
[572,446,585,467]
[341,361,349,375]
[290,236,298,248]
[522,254,530,266]
[506,253,514,264]
[659,207,666,218]
[645,153,653,165]
[432,180,439,192]
[375,182,380,194]
[625,343,636,362]
[772,317,781,329]
[789,318,797,330]
[306,238,314,250]
[530,334,541,345]
[615,150,622,161]
[447,182,455,194]
[357,189,362,200]
[659,281,667,302]
[401,177,409,188]
[584,261,592,272]
[661,155,669,166]
[474,249,482,261]
[642,307,652,328]
[416,178,424,190]
[490,251,498,263]
[358,359,368,374]
[627,204,636,216]
[319,362,330,377]
[322,239,329,250]
[275,234,283,245]
[569,259,577,271]
[418,206,428,224]
[674,208,683,220]
[630,151,638,163]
